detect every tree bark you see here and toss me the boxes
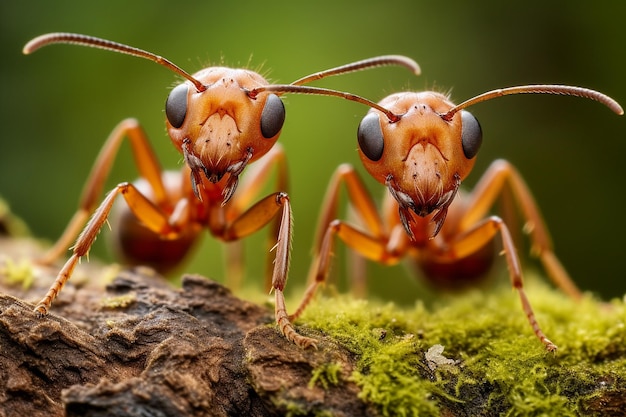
[0,237,373,417]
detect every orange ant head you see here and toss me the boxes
[165,68,285,201]
[22,33,290,204]
[357,91,483,237]
[356,84,622,239]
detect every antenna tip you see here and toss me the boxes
[22,33,54,55]
[402,56,421,76]
[606,99,623,115]
[22,41,36,55]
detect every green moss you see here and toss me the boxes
[309,361,343,389]
[0,258,35,289]
[297,275,626,416]
[271,397,335,417]
[100,293,136,309]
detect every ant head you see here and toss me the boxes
[357,86,622,238]
[165,67,285,200]
[23,33,287,203]
[358,91,480,220]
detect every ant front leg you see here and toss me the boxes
[458,159,583,300]
[441,158,586,351]
[292,164,409,321]
[219,190,317,348]
[34,180,180,315]
[40,118,167,265]
[438,214,558,351]
[224,144,289,292]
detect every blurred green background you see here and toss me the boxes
[1,1,624,303]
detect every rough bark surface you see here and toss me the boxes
[0,237,373,417]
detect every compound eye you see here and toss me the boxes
[461,110,482,159]
[165,84,189,128]
[260,94,285,138]
[358,112,384,161]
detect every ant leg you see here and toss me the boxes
[225,144,288,291]
[35,182,187,315]
[312,164,385,249]
[40,118,167,265]
[291,164,408,321]
[443,215,557,351]
[459,159,583,300]
[220,192,316,348]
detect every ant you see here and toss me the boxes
[23,32,421,349]
[289,83,622,351]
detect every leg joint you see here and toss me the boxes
[275,191,289,205]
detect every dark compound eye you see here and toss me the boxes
[357,112,384,161]
[165,83,189,128]
[460,110,482,159]
[260,94,285,138]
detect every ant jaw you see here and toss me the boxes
[221,149,253,205]
[182,138,207,200]
[182,138,253,204]
[386,173,460,240]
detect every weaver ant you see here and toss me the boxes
[23,32,420,348]
[291,84,622,351]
